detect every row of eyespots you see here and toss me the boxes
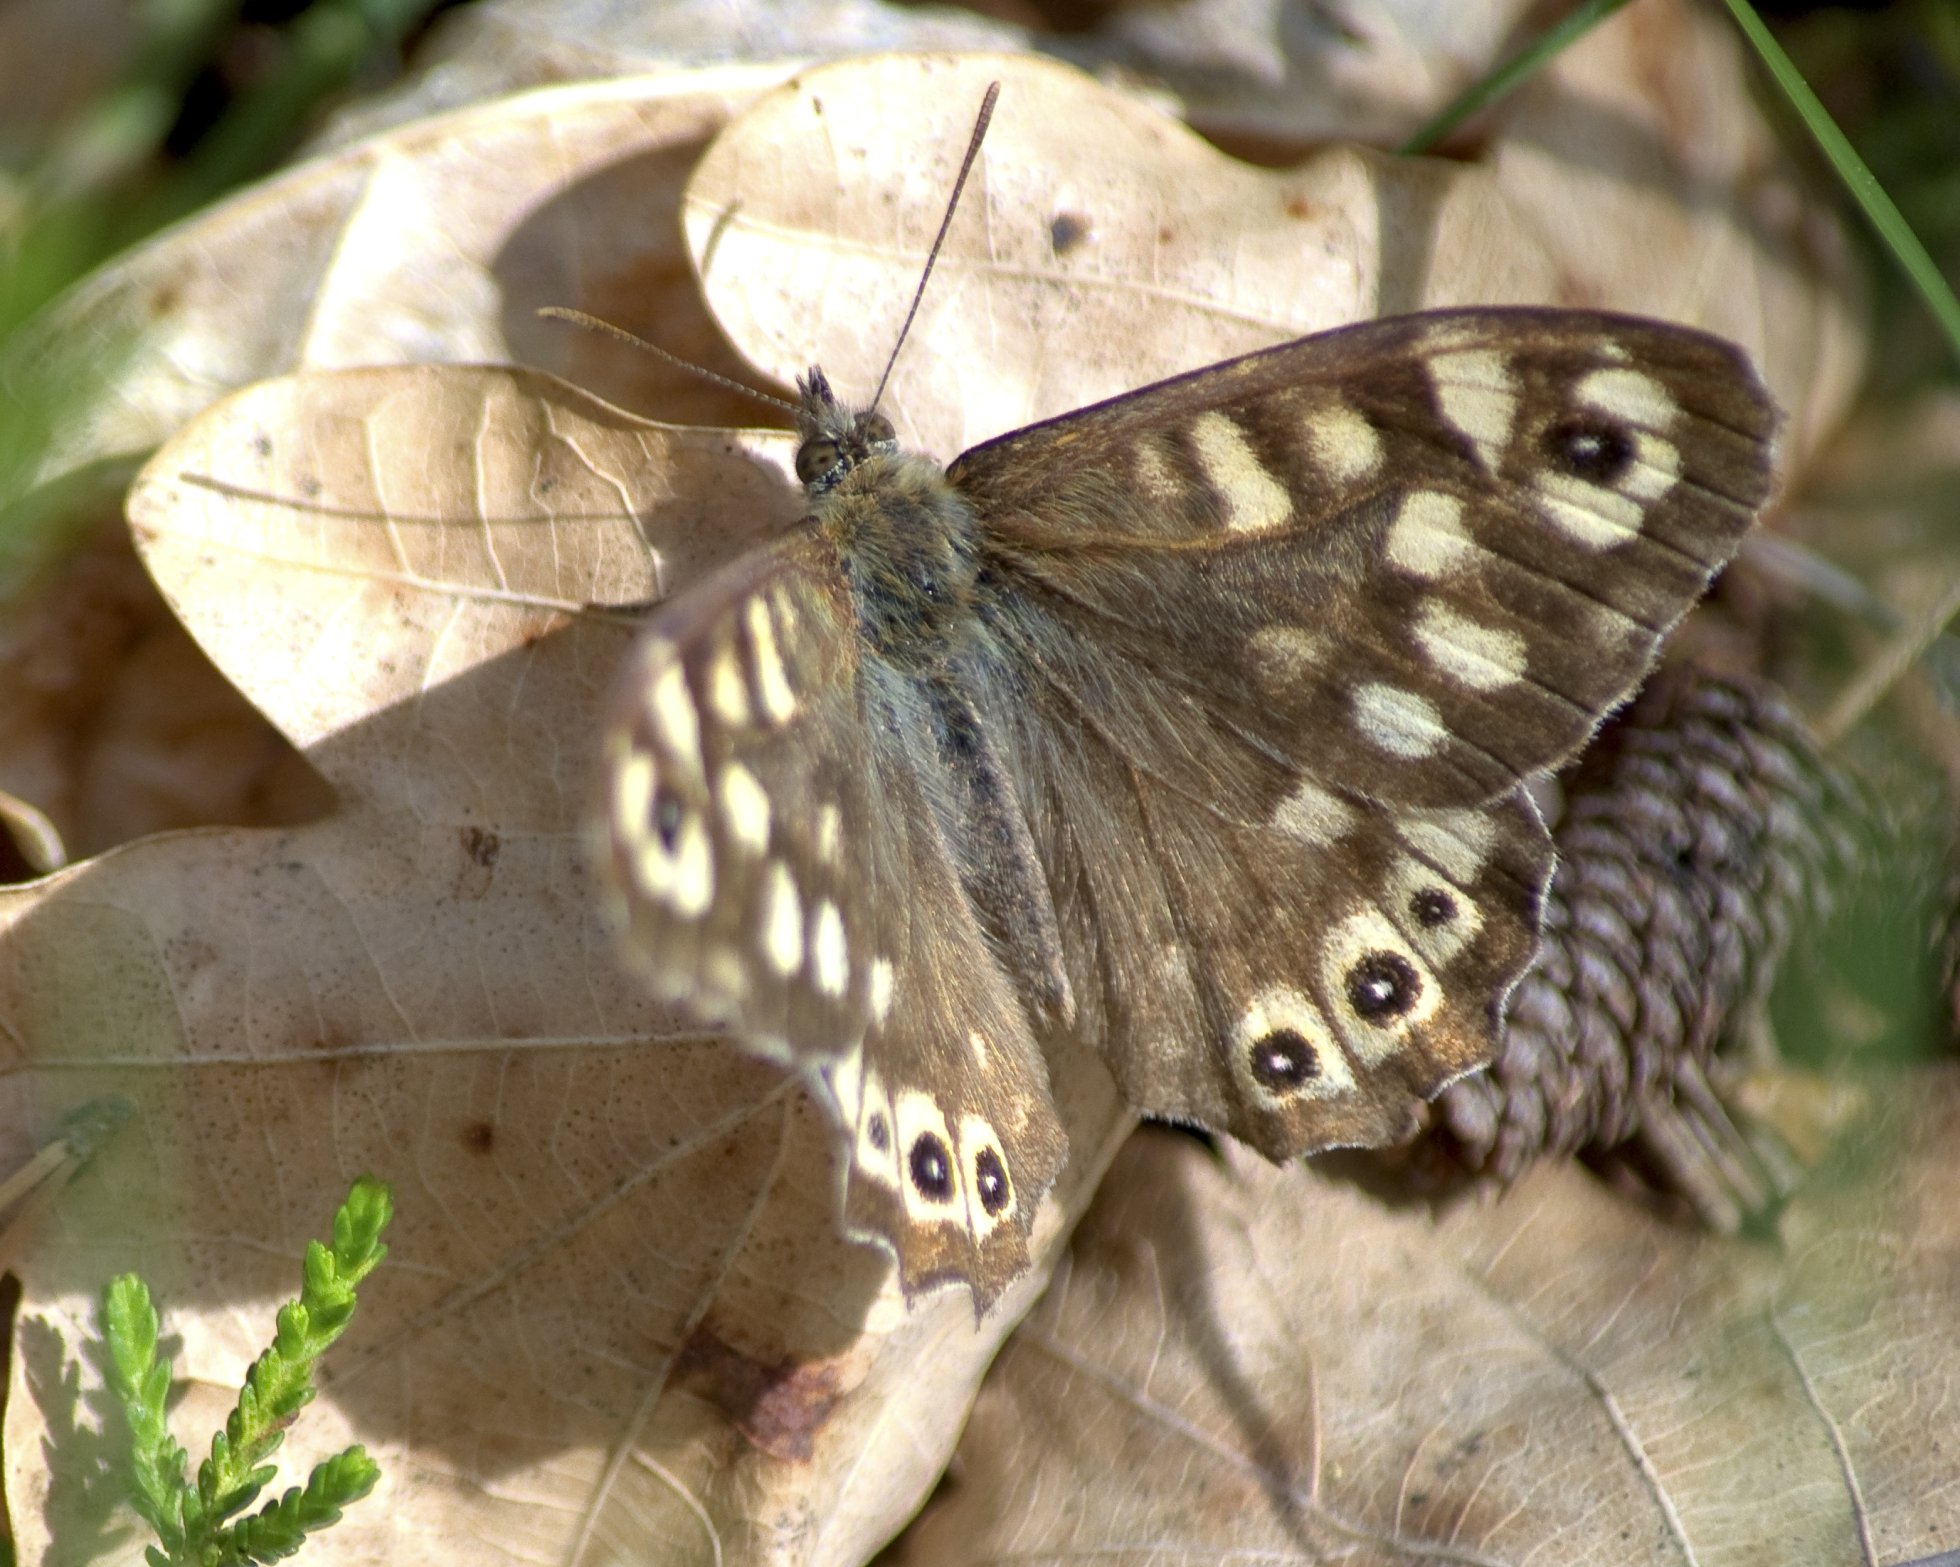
[829,1051,1016,1242]
[1229,890,1465,1108]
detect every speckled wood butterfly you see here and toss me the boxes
[591,90,1776,1310]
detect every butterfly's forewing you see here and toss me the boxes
[955,309,1776,808]
[951,307,1775,1157]
[598,525,1065,1308]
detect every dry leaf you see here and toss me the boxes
[895,1090,1960,1565]
[14,67,798,505]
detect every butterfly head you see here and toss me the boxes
[795,367,899,496]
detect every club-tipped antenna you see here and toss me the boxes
[870,81,1000,411]
[537,306,801,417]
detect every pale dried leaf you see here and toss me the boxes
[896,1085,1960,1565]
[684,49,1860,466]
[17,67,796,503]
[321,0,1024,149]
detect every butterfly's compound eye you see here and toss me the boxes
[861,413,897,448]
[797,439,841,486]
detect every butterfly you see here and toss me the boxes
[589,109,1776,1312]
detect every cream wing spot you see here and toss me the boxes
[1271,779,1359,846]
[869,956,896,1025]
[1353,683,1448,759]
[1387,855,1485,968]
[854,1068,900,1189]
[1535,470,1645,549]
[814,803,843,865]
[1414,601,1528,692]
[811,899,849,998]
[1577,366,1679,431]
[745,597,797,723]
[1189,412,1291,533]
[717,761,771,853]
[1395,807,1499,883]
[1430,350,1518,470]
[761,860,802,976]
[1246,624,1324,691]
[828,1048,864,1123]
[649,660,702,777]
[610,746,655,860]
[706,643,751,727]
[635,810,713,918]
[1133,437,1181,501]
[1302,397,1383,482]
[765,582,800,641]
[1620,431,1682,503]
[1321,909,1441,1064]
[1385,490,1476,580]
[1229,985,1353,1103]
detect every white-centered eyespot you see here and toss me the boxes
[1227,985,1353,1103]
[894,1089,961,1215]
[1320,910,1441,1063]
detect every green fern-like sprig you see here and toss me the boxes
[96,1177,391,1567]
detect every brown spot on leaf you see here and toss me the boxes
[675,1327,845,1462]
[460,826,501,869]
[461,1119,495,1155]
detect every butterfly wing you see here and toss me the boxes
[953,308,1776,807]
[596,524,1066,1308]
[951,307,1775,1156]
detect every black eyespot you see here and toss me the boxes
[1410,887,1457,928]
[796,438,840,485]
[1544,415,1635,484]
[1248,1028,1320,1090]
[974,1147,1011,1216]
[1347,950,1421,1021]
[650,789,683,851]
[909,1132,954,1201]
[868,1111,890,1152]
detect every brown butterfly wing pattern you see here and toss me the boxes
[597,306,1776,1307]
[945,308,1777,1159]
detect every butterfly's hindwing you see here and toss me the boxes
[986,599,1552,1156]
[598,525,1065,1308]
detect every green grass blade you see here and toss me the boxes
[1720,0,1960,363]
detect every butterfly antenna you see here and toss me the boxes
[870,81,1000,410]
[537,306,800,416]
